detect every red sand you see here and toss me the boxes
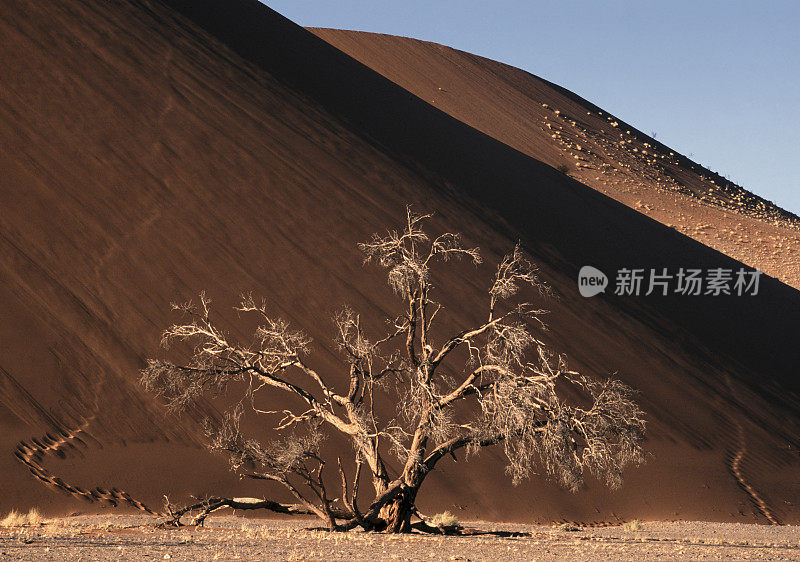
[0,0,798,525]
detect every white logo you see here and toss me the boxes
[578,266,608,297]
[578,265,762,297]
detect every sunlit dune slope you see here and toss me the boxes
[311,28,800,289]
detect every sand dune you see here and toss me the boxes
[0,0,797,525]
[311,29,800,289]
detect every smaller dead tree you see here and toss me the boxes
[141,207,645,532]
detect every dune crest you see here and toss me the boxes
[311,28,800,289]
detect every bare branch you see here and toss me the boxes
[490,243,550,317]
[161,496,325,528]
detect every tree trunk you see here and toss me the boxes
[377,486,418,533]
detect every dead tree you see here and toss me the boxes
[141,207,645,532]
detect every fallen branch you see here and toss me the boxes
[159,496,353,528]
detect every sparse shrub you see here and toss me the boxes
[622,519,642,531]
[557,522,581,532]
[429,511,459,528]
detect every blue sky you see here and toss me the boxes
[263,1,799,214]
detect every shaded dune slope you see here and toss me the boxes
[0,0,798,524]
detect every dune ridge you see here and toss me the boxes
[310,28,800,289]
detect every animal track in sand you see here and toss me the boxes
[728,422,780,525]
[13,419,162,516]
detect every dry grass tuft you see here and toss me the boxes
[430,511,459,527]
[623,519,643,531]
[0,508,43,527]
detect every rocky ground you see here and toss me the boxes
[1,514,799,560]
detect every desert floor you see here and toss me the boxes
[1,514,799,561]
